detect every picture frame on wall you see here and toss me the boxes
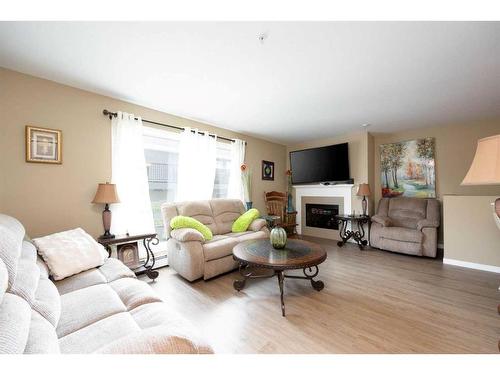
[26,125,62,164]
[262,160,275,181]
[379,137,436,198]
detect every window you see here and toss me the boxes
[213,142,232,199]
[143,126,233,240]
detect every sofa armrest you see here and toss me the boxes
[170,228,205,243]
[417,219,440,231]
[249,218,267,232]
[371,215,392,227]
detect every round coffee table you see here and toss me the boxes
[232,239,327,316]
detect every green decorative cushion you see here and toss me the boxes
[170,216,213,241]
[232,208,260,233]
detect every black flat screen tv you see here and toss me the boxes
[289,143,350,184]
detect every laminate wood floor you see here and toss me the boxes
[144,236,500,353]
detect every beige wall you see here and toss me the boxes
[443,195,500,268]
[0,68,286,238]
[286,130,373,215]
[372,120,500,204]
[372,120,500,244]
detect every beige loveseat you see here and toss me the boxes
[370,197,440,258]
[161,199,269,281]
[0,213,212,354]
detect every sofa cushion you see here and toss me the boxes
[380,226,423,244]
[33,228,108,281]
[231,231,269,243]
[96,325,213,354]
[59,311,140,354]
[97,302,212,353]
[225,231,253,238]
[109,277,163,311]
[55,258,135,295]
[202,236,239,261]
[210,199,246,234]
[175,201,218,235]
[388,198,427,229]
[56,284,127,338]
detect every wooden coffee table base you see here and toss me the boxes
[233,264,325,317]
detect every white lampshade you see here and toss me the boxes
[461,135,500,185]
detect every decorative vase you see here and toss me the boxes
[270,226,287,249]
[245,201,253,210]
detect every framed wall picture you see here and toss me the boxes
[262,160,275,181]
[26,125,62,164]
[380,137,436,198]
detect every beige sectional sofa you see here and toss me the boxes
[161,199,269,281]
[370,197,440,258]
[0,213,212,354]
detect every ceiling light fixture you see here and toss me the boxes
[258,33,268,44]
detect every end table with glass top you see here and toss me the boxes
[335,214,371,250]
[232,239,327,317]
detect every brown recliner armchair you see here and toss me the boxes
[370,197,440,257]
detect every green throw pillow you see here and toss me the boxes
[232,208,260,233]
[170,216,213,241]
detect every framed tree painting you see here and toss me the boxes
[380,138,435,198]
[262,160,275,181]
[26,125,62,164]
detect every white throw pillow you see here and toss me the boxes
[33,228,108,281]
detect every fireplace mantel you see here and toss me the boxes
[293,184,354,236]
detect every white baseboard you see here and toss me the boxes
[443,258,500,274]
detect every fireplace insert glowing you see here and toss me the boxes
[305,203,339,230]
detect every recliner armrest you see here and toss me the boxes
[417,219,439,231]
[248,218,267,232]
[170,228,205,243]
[371,215,392,227]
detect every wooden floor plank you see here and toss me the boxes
[145,236,500,353]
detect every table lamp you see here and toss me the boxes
[357,183,371,216]
[92,182,120,239]
[462,134,500,223]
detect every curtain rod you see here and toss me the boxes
[102,109,245,144]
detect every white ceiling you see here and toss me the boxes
[0,22,499,144]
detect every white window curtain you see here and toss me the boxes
[177,127,217,201]
[111,112,155,235]
[227,139,246,201]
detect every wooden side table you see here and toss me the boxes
[97,233,160,280]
